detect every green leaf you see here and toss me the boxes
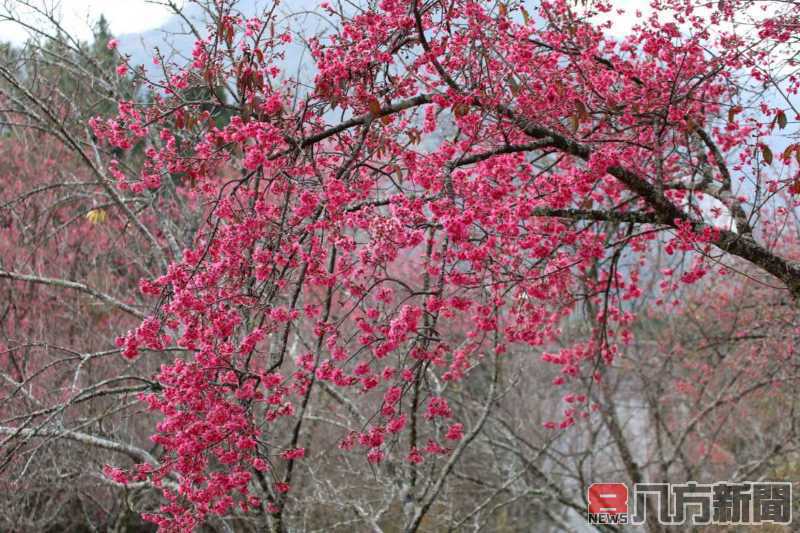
[761,144,773,165]
[777,110,788,130]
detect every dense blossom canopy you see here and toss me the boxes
[2,0,799,531]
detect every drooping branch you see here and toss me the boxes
[299,88,800,299]
[491,105,800,298]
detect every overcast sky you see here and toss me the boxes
[0,1,782,53]
[2,0,175,44]
[0,0,655,47]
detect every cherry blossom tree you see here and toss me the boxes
[1,0,799,531]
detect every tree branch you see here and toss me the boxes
[0,426,157,465]
[0,270,145,319]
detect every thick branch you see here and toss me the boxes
[493,105,800,298]
[693,127,752,234]
[0,426,157,465]
[300,94,432,147]
[0,270,145,319]
[531,208,664,225]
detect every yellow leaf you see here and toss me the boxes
[86,208,107,224]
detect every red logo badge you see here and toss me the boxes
[588,483,629,515]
